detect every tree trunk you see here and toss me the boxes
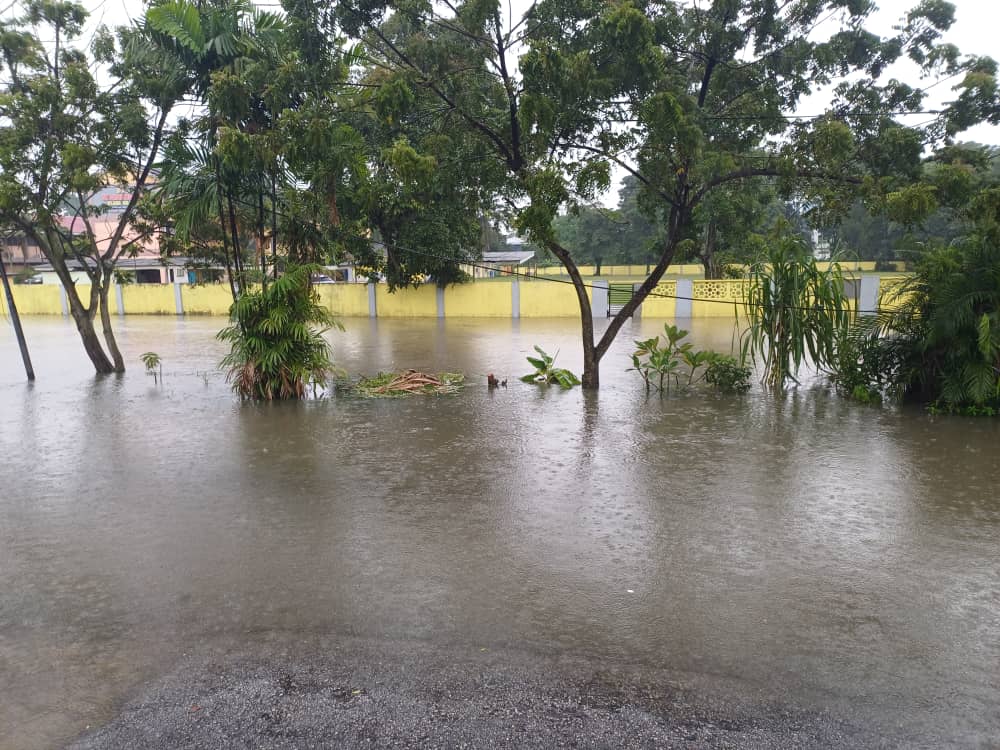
[46,249,115,374]
[0,251,35,380]
[703,254,722,279]
[544,238,600,388]
[581,336,599,389]
[70,304,115,374]
[702,219,722,279]
[99,277,125,372]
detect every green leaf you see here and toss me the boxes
[977,313,992,359]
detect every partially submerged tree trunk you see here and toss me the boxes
[0,251,35,381]
[548,208,687,389]
[47,249,116,374]
[546,234,685,388]
[99,274,125,372]
[544,239,599,387]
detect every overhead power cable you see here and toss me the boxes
[210,190,907,316]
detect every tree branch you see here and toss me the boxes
[362,19,517,169]
[690,166,862,208]
[557,140,677,207]
[102,106,170,262]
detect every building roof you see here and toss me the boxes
[34,256,221,272]
[482,250,535,264]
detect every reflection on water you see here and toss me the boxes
[1,315,999,749]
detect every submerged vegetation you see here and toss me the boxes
[140,352,163,385]
[742,237,851,389]
[628,324,751,394]
[1,0,998,415]
[218,266,341,400]
[352,370,465,397]
[521,346,581,389]
[834,213,1000,414]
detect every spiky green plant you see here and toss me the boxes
[742,236,851,388]
[218,265,342,399]
[627,324,715,393]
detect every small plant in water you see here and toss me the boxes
[521,346,581,388]
[704,355,752,393]
[628,325,750,394]
[140,352,162,384]
[628,324,714,392]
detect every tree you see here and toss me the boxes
[143,0,288,298]
[338,0,994,388]
[147,0,491,292]
[0,0,187,373]
[681,179,781,278]
[552,204,628,267]
[828,143,1000,263]
[284,2,504,289]
[218,264,341,399]
[834,146,1000,411]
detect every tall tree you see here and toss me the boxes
[144,0,288,299]
[338,0,995,387]
[0,0,187,373]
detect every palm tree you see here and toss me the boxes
[144,0,287,299]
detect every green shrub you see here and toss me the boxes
[218,265,342,400]
[836,221,1000,413]
[628,324,704,392]
[704,355,751,393]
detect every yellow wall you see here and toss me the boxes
[641,281,677,318]
[1,284,123,315]
[519,280,586,317]
[181,284,233,315]
[121,284,177,314]
[690,279,749,318]
[1,284,62,315]
[0,275,908,319]
[538,263,706,276]
[537,261,881,276]
[877,276,913,310]
[376,283,437,317]
[445,281,512,317]
[315,283,369,317]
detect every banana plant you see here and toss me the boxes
[521,346,581,389]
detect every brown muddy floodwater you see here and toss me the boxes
[1,315,999,748]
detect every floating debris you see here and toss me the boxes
[353,370,465,397]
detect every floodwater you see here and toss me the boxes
[1,315,998,749]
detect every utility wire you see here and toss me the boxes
[214,190,906,316]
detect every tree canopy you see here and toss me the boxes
[336,0,999,385]
[0,0,187,372]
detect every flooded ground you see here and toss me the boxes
[1,315,998,748]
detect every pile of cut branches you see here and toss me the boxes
[353,370,465,397]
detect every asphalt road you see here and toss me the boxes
[68,636,906,749]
